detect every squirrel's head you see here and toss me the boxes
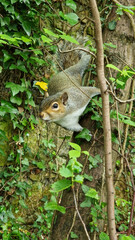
[39,92,68,122]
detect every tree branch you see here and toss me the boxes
[89,1,117,239]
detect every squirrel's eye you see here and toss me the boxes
[52,103,59,109]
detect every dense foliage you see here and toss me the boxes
[0,0,135,239]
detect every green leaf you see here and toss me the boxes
[116,79,125,86]
[85,188,99,200]
[43,28,59,38]
[0,148,6,156]
[121,119,135,127]
[44,202,66,214]
[6,82,25,96]
[119,235,132,240]
[22,158,29,166]
[66,0,76,11]
[74,175,84,184]
[11,0,18,4]
[65,13,78,26]
[21,36,32,44]
[60,34,79,44]
[36,161,45,169]
[69,142,81,151]
[99,232,110,240]
[0,130,8,141]
[106,64,121,72]
[22,21,31,36]
[2,50,14,62]
[19,200,28,209]
[75,128,92,141]
[0,66,2,73]
[70,231,78,239]
[108,20,117,30]
[0,101,18,116]
[104,42,116,49]
[10,96,22,105]
[69,150,81,158]
[41,35,52,43]
[84,174,93,181]
[112,133,119,144]
[80,198,91,208]
[59,166,73,178]
[82,184,90,194]
[30,57,46,65]
[51,179,72,192]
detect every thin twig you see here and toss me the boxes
[58,46,96,58]
[127,191,135,235]
[72,187,91,240]
[115,79,135,187]
[107,89,135,103]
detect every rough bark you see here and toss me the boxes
[50,0,135,239]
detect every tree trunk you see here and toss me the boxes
[50,1,135,239]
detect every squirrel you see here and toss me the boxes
[39,42,100,132]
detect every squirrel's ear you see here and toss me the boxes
[61,92,68,105]
[44,91,49,98]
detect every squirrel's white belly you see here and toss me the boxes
[55,105,87,131]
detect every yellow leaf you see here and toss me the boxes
[35,81,48,91]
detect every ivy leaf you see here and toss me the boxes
[60,34,79,45]
[22,158,29,166]
[74,175,84,184]
[99,232,110,240]
[10,96,22,105]
[121,119,135,127]
[51,179,72,192]
[2,50,14,62]
[44,202,66,214]
[19,200,28,209]
[106,64,121,72]
[85,188,99,200]
[0,101,19,116]
[84,174,93,181]
[30,57,46,65]
[59,166,73,178]
[82,184,90,194]
[119,235,132,240]
[11,0,18,4]
[70,231,78,239]
[22,21,31,36]
[59,11,79,26]
[0,130,8,141]
[0,148,6,156]
[75,128,92,141]
[41,35,52,43]
[69,150,81,158]
[108,20,117,30]
[69,142,81,151]
[21,36,32,44]
[80,198,91,208]
[6,82,25,96]
[112,133,119,144]
[43,28,59,38]
[66,0,76,11]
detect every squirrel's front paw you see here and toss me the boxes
[68,124,83,132]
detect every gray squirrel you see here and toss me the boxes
[39,46,100,132]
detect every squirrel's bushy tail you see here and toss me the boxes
[57,35,90,70]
